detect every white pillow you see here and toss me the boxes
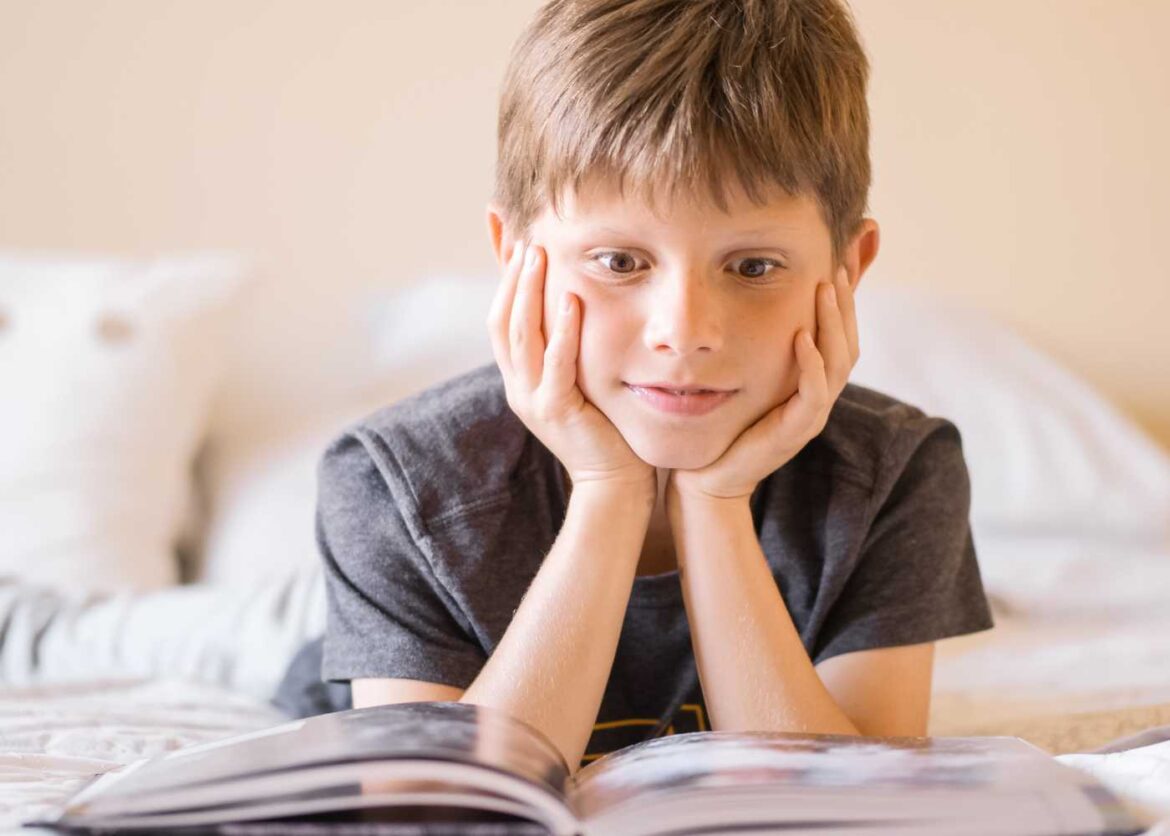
[195,407,369,585]
[0,251,247,595]
[193,274,496,586]
[851,281,1170,544]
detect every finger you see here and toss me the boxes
[488,241,525,378]
[782,328,829,435]
[509,244,547,390]
[542,290,580,404]
[817,280,852,394]
[743,328,828,462]
[834,265,859,362]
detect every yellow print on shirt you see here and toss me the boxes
[580,703,707,765]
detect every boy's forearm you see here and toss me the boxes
[460,480,653,774]
[670,493,861,736]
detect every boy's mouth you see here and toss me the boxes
[625,380,736,395]
[623,382,738,416]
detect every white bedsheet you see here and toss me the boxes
[930,608,1170,751]
[0,678,285,833]
[928,533,1170,758]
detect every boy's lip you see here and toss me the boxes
[625,381,737,394]
[623,384,737,416]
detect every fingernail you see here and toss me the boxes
[509,241,522,265]
[828,284,838,306]
[803,330,816,349]
[525,245,538,268]
[561,292,573,313]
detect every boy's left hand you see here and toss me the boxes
[668,265,859,505]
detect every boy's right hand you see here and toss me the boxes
[488,240,655,496]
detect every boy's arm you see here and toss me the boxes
[460,479,654,775]
[467,240,656,774]
[668,416,980,739]
[669,492,863,737]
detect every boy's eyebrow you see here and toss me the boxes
[582,224,800,238]
[734,225,802,235]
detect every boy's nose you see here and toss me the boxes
[642,275,724,355]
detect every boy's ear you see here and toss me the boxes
[486,202,518,270]
[844,218,880,292]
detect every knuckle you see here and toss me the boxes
[545,335,566,359]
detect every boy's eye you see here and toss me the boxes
[590,251,786,282]
[594,251,642,275]
[733,257,784,281]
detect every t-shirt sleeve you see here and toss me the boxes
[812,417,996,665]
[316,428,487,688]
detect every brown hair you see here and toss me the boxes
[492,0,872,264]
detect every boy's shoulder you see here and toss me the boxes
[817,382,966,491]
[355,361,512,438]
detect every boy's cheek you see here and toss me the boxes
[731,352,799,432]
[739,327,804,423]
[574,318,614,398]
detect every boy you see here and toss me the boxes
[273,0,995,775]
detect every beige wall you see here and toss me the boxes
[2,0,1167,450]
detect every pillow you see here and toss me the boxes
[194,406,371,585]
[0,251,247,595]
[193,274,496,586]
[850,281,1170,544]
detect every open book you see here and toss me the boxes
[32,701,1142,835]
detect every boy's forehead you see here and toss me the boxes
[543,177,822,238]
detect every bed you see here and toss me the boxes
[1,259,1168,832]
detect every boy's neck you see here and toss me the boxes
[654,467,670,517]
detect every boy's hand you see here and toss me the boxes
[668,266,860,505]
[488,241,655,494]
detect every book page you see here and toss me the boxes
[61,702,572,819]
[567,731,1138,835]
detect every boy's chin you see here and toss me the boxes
[621,430,732,472]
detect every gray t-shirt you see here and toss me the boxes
[312,361,994,768]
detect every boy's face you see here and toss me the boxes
[520,177,863,471]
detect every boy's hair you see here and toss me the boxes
[493,0,871,264]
